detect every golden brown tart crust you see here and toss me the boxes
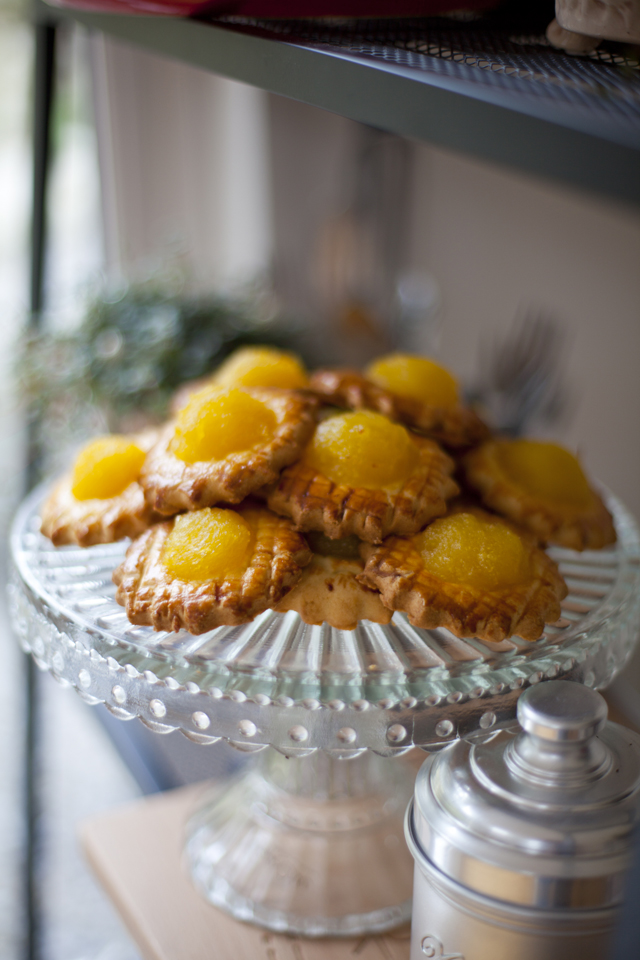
[41,479,159,547]
[309,368,489,448]
[140,388,317,515]
[40,430,161,547]
[273,553,392,630]
[113,504,312,633]
[358,510,568,642]
[463,440,616,551]
[267,434,458,544]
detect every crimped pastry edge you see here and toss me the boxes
[463,439,616,551]
[140,387,317,515]
[267,434,459,544]
[41,478,159,547]
[113,504,312,633]
[358,509,568,643]
[40,429,162,547]
[309,368,489,448]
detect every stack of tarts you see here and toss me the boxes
[41,347,616,644]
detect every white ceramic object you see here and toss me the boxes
[549,0,640,49]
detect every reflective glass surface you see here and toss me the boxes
[10,486,640,755]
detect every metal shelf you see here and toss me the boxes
[35,1,640,205]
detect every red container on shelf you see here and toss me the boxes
[45,0,498,19]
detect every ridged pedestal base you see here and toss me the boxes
[186,749,415,937]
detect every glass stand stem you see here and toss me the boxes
[186,749,415,937]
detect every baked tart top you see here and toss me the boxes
[170,345,309,414]
[212,345,309,390]
[113,503,312,633]
[267,409,459,543]
[309,353,489,448]
[41,432,161,547]
[141,384,317,515]
[463,438,616,551]
[40,349,614,644]
[273,532,391,630]
[358,508,568,642]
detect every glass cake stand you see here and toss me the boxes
[8,485,640,937]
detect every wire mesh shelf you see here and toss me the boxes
[214,15,640,127]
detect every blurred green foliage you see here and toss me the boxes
[20,280,302,433]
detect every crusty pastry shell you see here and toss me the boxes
[463,440,616,551]
[41,479,160,547]
[358,509,568,643]
[141,388,317,515]
[113,504,312,633]
[267,435,459,544]
[273,553,392,630]
[40,430,162,547]
[309,368,489,449]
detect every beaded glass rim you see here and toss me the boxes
[8,484,640,756]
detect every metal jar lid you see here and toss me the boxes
[410,680,640,910]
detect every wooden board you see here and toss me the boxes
[80,783,411,960]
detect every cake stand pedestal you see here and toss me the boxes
[80,783,411,960]
[187,748,414,935]
[9,486,640,936]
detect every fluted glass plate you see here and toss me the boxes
[8,485,640,756]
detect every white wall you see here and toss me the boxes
[406,145,640,520]
[90,44,640,520]
[91,34,272,290]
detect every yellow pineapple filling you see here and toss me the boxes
[416,512,531,591]
[162,508,253,582]
[71,437,146,501]
[171,387,278,464]
[304,411,419,489]
[213,346,308,390]
[366,353,459,408]
[496,440,593,508]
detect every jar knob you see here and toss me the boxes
[517,680,608,742]
[508,681,611,786]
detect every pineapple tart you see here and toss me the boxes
[358,508,568,642]
[464,438,616,551]
[267,409,458,544]
[170,345,309,413]
[41,431,161,547]
[273,533,392,630]
[309,353,488,448]
[113,503,312,633]
[212,345,309,390]
[141,384,317,515]
[41,347,616,642]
